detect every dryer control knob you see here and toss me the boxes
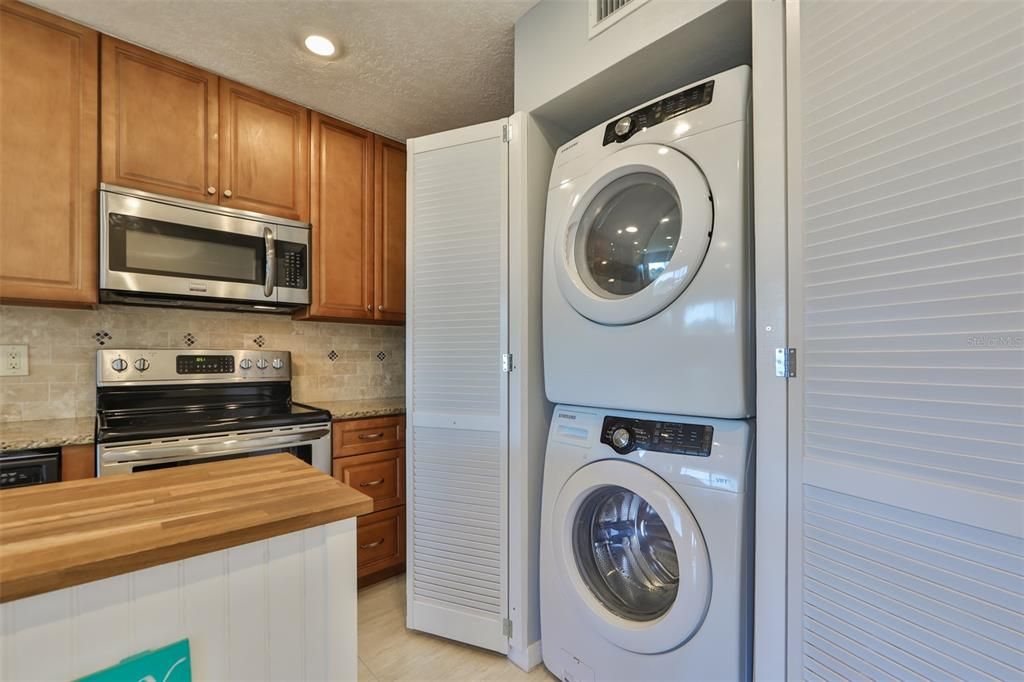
[614,116,633,137]
[611,427,633,452]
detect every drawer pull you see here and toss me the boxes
[360,478,386,487]
[358,432,386,441]
[360,538,385,549]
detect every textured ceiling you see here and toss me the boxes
[26,0,536,141]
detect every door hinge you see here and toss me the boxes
[775,347,797,378]
[502,124,510,143]
[502,617,513,638]
[501,353,513,373]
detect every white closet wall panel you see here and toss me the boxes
[407,120,510,654]
[789,0,1024,677]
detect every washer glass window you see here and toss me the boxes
[572,485,679,621]
[574,173,682,298]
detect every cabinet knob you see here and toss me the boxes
[206,186,216,195]
[223,189,233,198]
[378,305,384,312]
[366,304,372,311]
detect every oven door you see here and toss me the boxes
[100,186,310,306]
[97,423,332,476]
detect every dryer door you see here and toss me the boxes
[554,144,713,325]
[552,459,711,654]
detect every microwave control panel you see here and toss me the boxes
[277,241,308,289]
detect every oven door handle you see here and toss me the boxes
[101,428,330,464]
[264,226,276,298]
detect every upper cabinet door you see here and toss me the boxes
[100,38,219,203]
[219,79,309,221]
[0,0,98,307]
[297,113,375,321]
[374,137,407,323]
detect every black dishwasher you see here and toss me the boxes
[0,447,60,488]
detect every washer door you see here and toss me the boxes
[552,459,711,654]
[554,144,713,326]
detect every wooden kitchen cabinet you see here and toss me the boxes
[0,0,98,307]
[297,113,375,321]
[101,38,219,203]
[219,79,309,221]
[374,137,407,323]
[61,443,96,481]
[333,415,406,586]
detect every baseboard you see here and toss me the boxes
[508,639,543,672]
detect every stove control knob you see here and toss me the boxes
[133,358,150,372]
[611,426,633,453]
[239,359,253,370]
[614,115,633,137]
[256,358,269,370]
[272,358,284,370]
[111,358,128,372]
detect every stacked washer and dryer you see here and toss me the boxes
[539,65,755,681]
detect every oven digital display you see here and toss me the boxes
[176,355,235,374]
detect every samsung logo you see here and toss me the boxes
[558,141,579,155]
[967,335,1023,348]
[557,412,577,420]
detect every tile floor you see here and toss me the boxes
[357,575,557,681]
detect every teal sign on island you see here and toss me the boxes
[77,639,192,682]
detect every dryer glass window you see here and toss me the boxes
[572,485,679,621]
[574,173,682,297]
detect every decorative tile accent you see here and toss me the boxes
[253,335,266,348]
[93,330,112,346]
[183,332,197,347]
[377,351,388,362]
[328,350,338,362]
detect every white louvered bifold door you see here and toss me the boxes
[786,1,1024,678]
[406,119,510,654]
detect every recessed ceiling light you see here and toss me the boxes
[304,35,336,57]
[625,226,638,233]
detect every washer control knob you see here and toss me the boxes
[256,358,269,370]
[133,358,150,372]
[272,358,284,370]
[111,358,128,372]
[611,427,633,452]
[239,359,253,370]
[614,115,633,137]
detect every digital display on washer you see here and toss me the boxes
[600,416,713,456]
[602,80,714,146]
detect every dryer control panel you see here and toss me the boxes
[601,416,713,457]
[602,80,715,146]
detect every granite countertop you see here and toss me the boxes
[312,397,406,420]
[0,418,95,452]
[0,454,373,603]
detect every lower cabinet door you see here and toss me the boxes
[356,505,405,584]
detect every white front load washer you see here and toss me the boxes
[540,406,754,682]
[543,66,753,418]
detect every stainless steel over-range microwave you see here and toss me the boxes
[99,184,311,313]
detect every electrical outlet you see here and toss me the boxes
[0,345,28,376]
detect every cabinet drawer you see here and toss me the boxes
[332,449,403,511]
[333,416,404,457]
[356,506,404,577]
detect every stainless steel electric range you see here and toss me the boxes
[95,349,331,476]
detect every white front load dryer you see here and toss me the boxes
[542,65,753,418]
[540,406,754,682]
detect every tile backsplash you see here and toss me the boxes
[0,305,405,422]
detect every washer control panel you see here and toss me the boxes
[600,416,713,456]
[602,80,715,146]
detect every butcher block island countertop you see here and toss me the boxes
[0,454,373,603]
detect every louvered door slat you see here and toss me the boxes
[789,1,1024,677]
[406,120,509,654]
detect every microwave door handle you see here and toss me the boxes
[264,226,276,298]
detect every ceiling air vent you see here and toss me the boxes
[589,0,649,38]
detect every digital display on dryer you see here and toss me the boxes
[602,81,715,145]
